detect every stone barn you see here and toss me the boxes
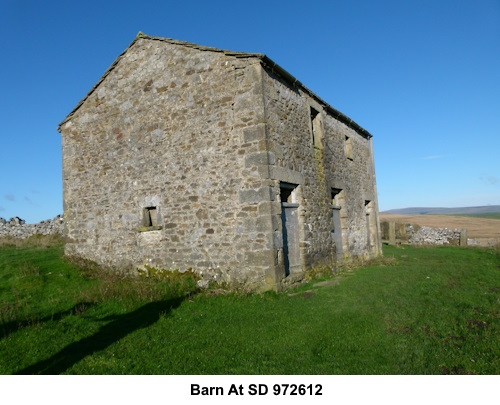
[58,32,382,290]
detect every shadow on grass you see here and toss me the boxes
[16,297,183,374]
[1,302,96,341]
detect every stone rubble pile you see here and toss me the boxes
[0,215,64,239]
[405,224,461,245]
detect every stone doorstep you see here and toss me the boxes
[287,289,314,298]
[286,276,343,297]
[312,278,341,288]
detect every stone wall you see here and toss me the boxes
[467,237,500,248]
[0,215,64,239]
[381,221,466,246]
[60,37,275,288]
[262,67,381,274]
[406,224,462,245]
[59,34,381,290]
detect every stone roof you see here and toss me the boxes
[58,32,372,139]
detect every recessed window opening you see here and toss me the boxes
[280,182,297,203]
[143,206,158,227]
[330,188,344,256]
[279,182,300,277]
[365,200,373,250]
[345,136,353,160]
[138,206,162,232]
[310,107,323,149]
[331,188,342,206]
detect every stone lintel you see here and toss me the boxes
[363,193,375,202]
[328,179,346,191]
[268,166,303,185]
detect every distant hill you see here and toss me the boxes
[382,206,500,216]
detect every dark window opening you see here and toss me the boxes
[280,182,296,203]
[365,200,373,250]
[310,107,319,146]
[280,182,300,277]
[310,107,323,148]
[331,188,342,205]
[143,207,156,227]
[330,188,344,256]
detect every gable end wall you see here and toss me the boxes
[61,38,280,289]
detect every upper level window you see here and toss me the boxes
[330,188,344,256]
[310,107,323,149]
[331,188,343,207]
[345,136,353,160]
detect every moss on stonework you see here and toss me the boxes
[314,148,326,192]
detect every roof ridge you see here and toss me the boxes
[58,33,372,139]
[57,33,265,131]
[136,32,264,58]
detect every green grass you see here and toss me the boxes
[0,239,499,374]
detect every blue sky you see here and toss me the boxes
[0,0,499,223]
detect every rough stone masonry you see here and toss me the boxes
[0,215,64,239]
[58,33,382,291]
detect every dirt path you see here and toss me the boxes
[379,214,500,239]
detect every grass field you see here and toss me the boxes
[457,213,500,220]
[0,239,499,374]
[379,213,500,239]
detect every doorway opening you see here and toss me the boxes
[331,188,344,257]
[280,183,300,277]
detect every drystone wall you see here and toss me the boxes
[381,221,465,246]
[405,224,462,245]
[0,215,64,239]
[467,237,500,248]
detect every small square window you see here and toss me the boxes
[139,206,162,232]
[144,207,157,227]
[280,182,298,204]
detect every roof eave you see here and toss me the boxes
[58,32,373,139]
[57,32,264,133]
[259,55,372,139]
[57,34,143,132]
